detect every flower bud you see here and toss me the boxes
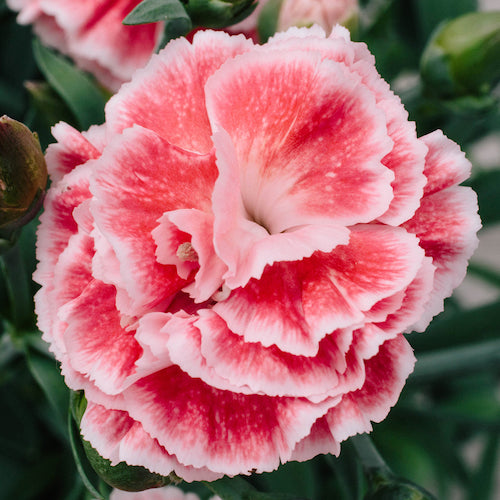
[364,468,437,500]
[421,11,500,98]
[185,0,258,29]
[0,116,47,240]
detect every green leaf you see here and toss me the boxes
[466,434,500,500]
[257,0,284,43]
[0,242,35,330]
[26,347,69,429]
[123,0,190,26]
[32,39,107,130]
[409,339,500,384]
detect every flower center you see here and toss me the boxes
[176,242,198,262]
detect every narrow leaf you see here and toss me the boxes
[123,0,190,25]
[26,347,69,428]
[409,339,500,384]
[33,39,106,130]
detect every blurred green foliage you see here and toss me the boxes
[1,0,499,499]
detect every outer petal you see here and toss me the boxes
[59,279,142,395]
[105,30,254,153]
[45,122,104,182]
[420,130,473,196]
[405,187,480,330]
[89,125,217,317]
[121,367,332,475]
[34,163,93,345]
[403,131,480,330]
[267,28,428,225]
[81,402,222,482]
[326,334,415,442]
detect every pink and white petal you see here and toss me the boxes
[213,261,355,357]
[376,256,436,334]
[326,334,415,442]
[161,312,253,395]
[58,280,142,395]
[324,225,425,313]
[43,231,95,354]
[105,30,254,153]
[155,209,228,302]
[211,130,350,289]
[34,162,92,294]
[420,130,473,196]
[90,126,217,316]
[133,312,176,379]
[206,49,394,234]
[45,122,103,182]
[80,402,222,482]
[363,291,406,324]
[404,186,480,331]
[290,417,340,461]
[122,367,331,475]
[268,29,427,225]
[197,310,358,398]
[110,487,202,500]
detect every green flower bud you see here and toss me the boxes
[421,12,500,98]
[184,0,258,29]
[364,467,437,500]
[70,391,179,492]
[0,116,47,240]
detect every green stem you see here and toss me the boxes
[350,434,389,472]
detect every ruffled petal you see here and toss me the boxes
[59,279,142,395]
[105,30,254,152]
[404,187,480,330]
[206,47,394,233]
[121,367,331,475]
[211,129,350,289]
[80,402,222,482]
[325,334,415,443]
[89,125,217,317]
[45,122,104,182]
[420,129,473,196]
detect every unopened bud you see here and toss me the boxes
[0,116,47,240]
[421,11,500,98]
[186,0,258,29]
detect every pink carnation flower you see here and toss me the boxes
[35,27,480,480]
[110,485,219,500]
[6,0,163,90]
